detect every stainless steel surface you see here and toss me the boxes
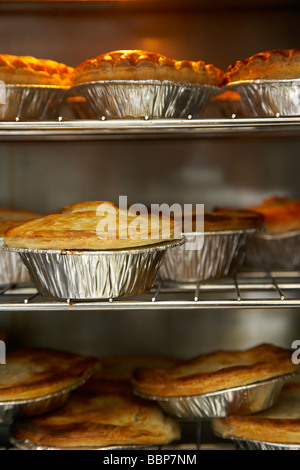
[71,80,219,120]
[0,117,300,140]
[245,229,300,270]
[0,85,68,121]
[134,374,293,419]
[0,271,300,310]
[159,229,256,282]
[6,240,183,300]
[0,370,93,425]
[0,238,31,284]
[224,79,300,118]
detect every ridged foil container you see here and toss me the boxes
[244,229,300,270]
[0,238,31,284]
[134,374,292,420]
[232,438,300,451]
[71,80,220,119]
[9,436,148,451]
[0,370,93,425]
[223,79,300,118]
[6,240,183,300]
[0,84,69,120]
[159,229,256,283]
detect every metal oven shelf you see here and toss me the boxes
[1,117,300,141]
[1,271,300,311]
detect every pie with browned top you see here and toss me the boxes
[131,344,298,398]
[223,48,300,84]
[212,377,300,445]
[0,348,99,401]
[0,207,41,237]
[10,376,181,449]
[0,54,74,86]
[72,50,224,86]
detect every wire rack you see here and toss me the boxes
[1,271,300,311]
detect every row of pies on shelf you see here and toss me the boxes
[0,48,300,120]
[1,343,300,450]
[0,196,300,299]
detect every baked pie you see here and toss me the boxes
[0,347,99,401]
[132,344,298,398]
[0,54,74,86]
[10,375,181,449]
[4,200,179,250]
[0,207,41,237]
[223,48,300,84]
[212,377,300,445]
[72,50,224,86]
[203,210,264,232]
[247,196,300,233]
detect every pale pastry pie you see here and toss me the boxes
[131,344,298,398]
[10,376,181,449]
[212,377,300,445]
[0,348,100,401]
[72,50,224,86]
[0,207,41,237]
[223,48,300,84]
[4,201,179,250]
[0,54,74,86]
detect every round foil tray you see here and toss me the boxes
[133,374,293,420]
[0,369,93,424]
[159,229,256,283]
[223,79,300,118]
[9,435,148,451]
[0,84,69,121]
[231,438,300,451]
[244,228,300,270]
[71,80,220,119]
[5,239,184,300]
[0,237,31,284]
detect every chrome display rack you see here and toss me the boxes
[1,117,300,140]
[1,271,300,311]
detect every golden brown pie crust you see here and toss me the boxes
[0,348,100,401]
[4,201,179,250]
[11,377,181,449]
[0,54,74,86]
[212,378,300,444]
[72,50,224,86]
[0,207,41,237]
[223,48,300,84]
[203,210,264,232]
[248,196,300,233]
[131,344,298,398]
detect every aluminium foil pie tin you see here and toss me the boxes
[0,370,94,425]
[0,237,31,284]
[5,239,184,300]
[9,436,149,451]
[244,228,300,270]
[231,438,300,451]
[0,84,69,121]
[70,80,220,119]
[158,229,257,283]
[222,79,300,118]
[133,374,293,420]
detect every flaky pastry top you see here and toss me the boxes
[4,201,179,250]
[224,48,300,84]
[0,54,74,86]
[0,348,99,401]
[0,207,41,237]
[11,377,181,449]
[248,196,300,233]
[72,50,224,86]
[212,377,300,444]
[131,344,298,397]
